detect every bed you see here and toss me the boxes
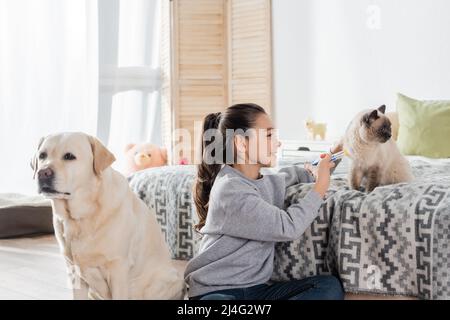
[128,156,450,300]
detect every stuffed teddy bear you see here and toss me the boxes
[124,143,168,176]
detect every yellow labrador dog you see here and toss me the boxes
[31,132,185,300]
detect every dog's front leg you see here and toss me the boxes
[53,218,88,300]
[71,275,89,300]
[108,260,129,300]
[64,261,89,300]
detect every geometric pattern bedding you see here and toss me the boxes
[128,165,200,260]
[128,159,450,300]
[272,159,450,300]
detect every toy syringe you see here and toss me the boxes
[311,151,345,166]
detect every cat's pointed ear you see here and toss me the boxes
[378,105,386,114]
[362,110,379,125]
[370,110,379,119]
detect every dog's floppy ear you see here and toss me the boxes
[378,105,386,114]
[31,136,46,179]
[88,136,116,176]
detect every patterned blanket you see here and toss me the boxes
[128,166,199,260]
[128,158,450,300]
[273,158,450,300]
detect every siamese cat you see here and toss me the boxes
[342,105,413,192]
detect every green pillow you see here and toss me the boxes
[397,93,450,158]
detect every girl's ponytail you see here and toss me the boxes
[193,112,223,232]
[193,104,266,232]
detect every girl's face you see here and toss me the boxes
[235,113,281,167]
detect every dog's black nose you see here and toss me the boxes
[38,168,54,180]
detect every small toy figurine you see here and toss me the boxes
[305,119,327,141]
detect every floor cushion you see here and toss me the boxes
[0,194,53,238]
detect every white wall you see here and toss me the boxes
[272,0,450,141]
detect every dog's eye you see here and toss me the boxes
[39,152,47,160]
[63,153,76,161]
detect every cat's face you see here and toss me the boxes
[358,105,392,143]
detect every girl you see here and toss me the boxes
[184,103,344,300]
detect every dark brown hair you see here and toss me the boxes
[193,103,266,232]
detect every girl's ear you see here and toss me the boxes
[234,135,247,161]
[234,135,246,151]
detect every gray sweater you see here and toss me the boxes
[184,165,324,298]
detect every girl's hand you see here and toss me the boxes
[304,162,317,180]
[312,154,335,198]
[305,141,343,179]
[330,140,344,154]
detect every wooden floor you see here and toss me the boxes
[0,235,188,300]
[0,235,414,300]
[0,235,71,299]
